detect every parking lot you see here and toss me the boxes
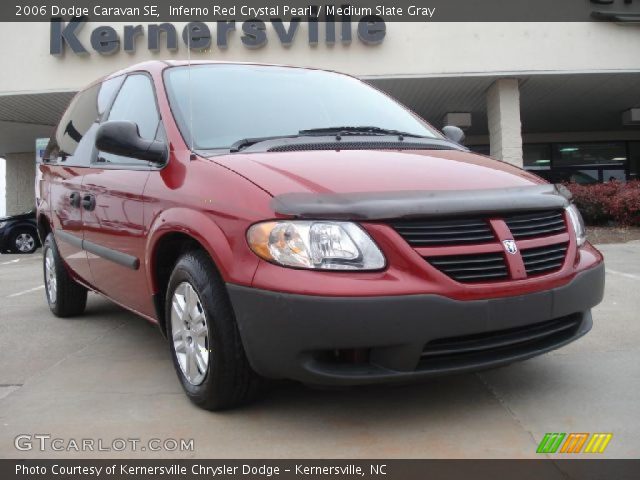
[0,242,638,459]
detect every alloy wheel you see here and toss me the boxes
[170,282,210,386]
[45,248,57,303]
[15,233,35,253]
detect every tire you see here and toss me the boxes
[11,228,38,254]
[166,250,263,410]
[43,233,88,317]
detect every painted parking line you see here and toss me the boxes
[0,259,20,266]
[606,269,640,281]
[0,385,22,400]
[6,285,44,298]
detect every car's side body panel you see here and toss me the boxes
[142,155,273,294]
[82,167,154,317]
[46,166,92,281]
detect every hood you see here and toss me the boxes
[0,211,35,222]
[212,149,545,197]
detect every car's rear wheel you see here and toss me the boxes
[11,228,38,254]
[166,250,263,410]
[43,233,88,317]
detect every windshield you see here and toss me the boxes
[164,64,439,150]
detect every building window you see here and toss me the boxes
[550,142,627,184]
[523,144,552,169]
[629,142,640,181]
[552,142,627,167]
[458,142,631,184]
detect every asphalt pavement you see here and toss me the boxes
[0,243,638,459]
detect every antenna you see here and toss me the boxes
[187,25,196,160]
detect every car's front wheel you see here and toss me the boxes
[166,250,263,410]
[11,228,38,254]
[43,233,88,317]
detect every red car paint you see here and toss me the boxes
[38,60,604,318]
[37,61,603,387]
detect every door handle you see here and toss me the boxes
[69,192,81,208]
[81,194,96,211]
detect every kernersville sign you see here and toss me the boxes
[50,17,387,56]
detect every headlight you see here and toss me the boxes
[0,221,7,229]
[247,221,386,270]
[566,204,586,247]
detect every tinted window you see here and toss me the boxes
[164,64,439,150]
[50,85,99,165]
[523,144,552,169]
[630,142,640,181]
[552,142,627,167]
[98,74,160,166]
[46,76,123,166]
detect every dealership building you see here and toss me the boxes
[0,20,639,216]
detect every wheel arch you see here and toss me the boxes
[145,208,235,335]
[37,214,52,244]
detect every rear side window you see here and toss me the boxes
[97,74,160,166]
[46,76,124,166]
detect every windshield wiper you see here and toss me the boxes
[229,134,300,153]
[298,126,428,138]
[229,126,428,153]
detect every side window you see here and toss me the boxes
[97,74,161,166]
[46,76,124,166]
[97,76,125,115]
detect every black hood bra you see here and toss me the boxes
[271,184,572,221]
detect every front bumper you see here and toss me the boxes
[228,262,604,385]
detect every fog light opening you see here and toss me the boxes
[331,348,370,365]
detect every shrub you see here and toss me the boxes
[564,181,618,225]
[609,182,640,226]
[564,180,640,227]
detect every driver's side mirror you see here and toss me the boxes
[442,125,466,145]
[96,120,167,164]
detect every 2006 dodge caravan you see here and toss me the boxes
[37,61,604,410]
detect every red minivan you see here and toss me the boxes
[38,61,604,410]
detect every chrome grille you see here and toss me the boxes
[521,242,568,276]
[426,252,508,283]
[504,210,566,239]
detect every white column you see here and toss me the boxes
[0,158,6,216]
[4,152,35,215]
[487,78,523,167]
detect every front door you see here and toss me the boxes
[81,74,163,318]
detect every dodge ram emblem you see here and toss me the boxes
[503,240,518,255]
